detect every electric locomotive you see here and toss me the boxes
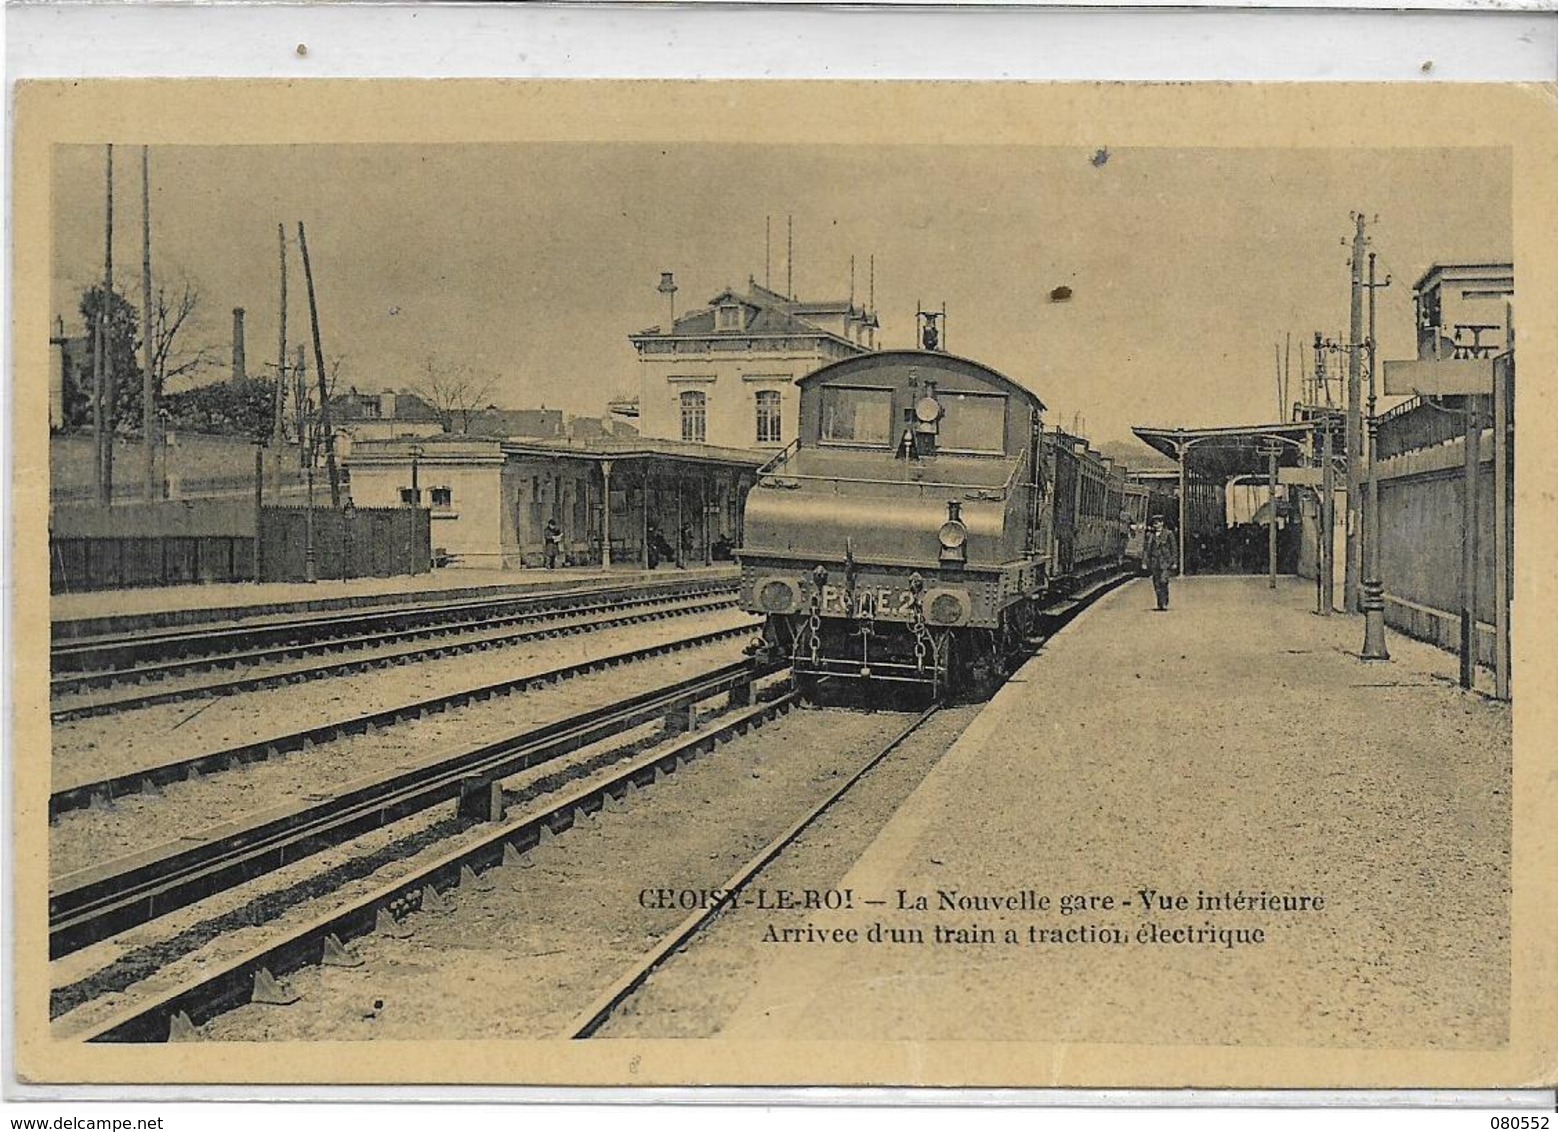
[739,345,1130,697]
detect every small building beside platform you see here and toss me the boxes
[345,435,764,570]
[1131,422,1320,579]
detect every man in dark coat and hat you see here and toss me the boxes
[1143,514,1178,611]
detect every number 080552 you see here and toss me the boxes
[1490,1118,1548,1129]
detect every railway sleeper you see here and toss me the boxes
[376,908,413,939]
[420,884,453,916]
[459,864,494,893]
[322,933,365,968]
[169,1011,198,1042]
[251,967,300,1007]
[457,778,505,823]
[662,703,697,736]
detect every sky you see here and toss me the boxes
[51,143,1510,446]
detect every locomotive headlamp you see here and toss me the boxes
[756,578,799,614]
[938,500,968,564]
[925,587,971,625]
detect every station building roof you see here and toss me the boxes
[500,435,767,469]
[347,433,765,471]
[1131,421,1324,483]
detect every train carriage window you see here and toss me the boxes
[820,385,894,447]
[938,391,1007,454]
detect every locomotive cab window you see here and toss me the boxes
[819,385,894,447]
[937,391,1008,454]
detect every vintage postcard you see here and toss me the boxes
[10,81,1556,1089]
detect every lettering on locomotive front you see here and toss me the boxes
[817,584,920,619]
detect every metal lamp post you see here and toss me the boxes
[303,412,317,583]
[1360,253,1390,660]
[252,437,267,584]
[407,444,424,575]
[1263,439,1281,589]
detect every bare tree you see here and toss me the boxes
[297,354,350,449]
[411,356,498,434]
[149,279,220,394]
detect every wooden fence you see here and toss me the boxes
[50,500,430,592]
[259,507,430,583]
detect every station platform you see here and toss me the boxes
[50,564,739,638]
[721,575,1514,1060]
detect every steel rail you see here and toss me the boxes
[51,592,737,720]
[68,684,799,1042]
[50,654,782,960]
[563,701,940,1039]
[48,579,729,678]
[51,582,734,696]
[50,619,762,817]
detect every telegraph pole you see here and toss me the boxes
[275,223,288,453]
[1345,212,1366,613]
[1320,418,1335,616]
[298,221,341,508]
[96,145,116,505]
[297,344,316,583]
[1360,250,1392,660]
[141,146,156,501]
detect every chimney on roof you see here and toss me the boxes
[787,215,794,300]
[657,272,678,333]
[231,307,247,384]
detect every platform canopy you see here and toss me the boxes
[1131,422,1324,483]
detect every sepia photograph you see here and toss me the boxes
[9,80,1556,1089]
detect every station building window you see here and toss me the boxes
[717,303,743,331]
[399,487,420,506]
[681,390,707,444]
[755,390,782,445]
[430,486,452,508]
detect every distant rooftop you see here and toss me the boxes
[632,278,874,343]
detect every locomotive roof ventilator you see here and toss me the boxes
[917,303,947,352]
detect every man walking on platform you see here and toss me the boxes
[543,518,563,569]
[1144,514,1178,611]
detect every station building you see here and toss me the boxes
[345,434,763,570]
[625,279,880,453]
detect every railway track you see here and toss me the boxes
[50,619,761,816]
[50,652,782,960]
[50,576,736,694]
[51,587,739,721]
[66,667,799,1042]
[563,701,940,1039]
[55,569,1134,1042]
